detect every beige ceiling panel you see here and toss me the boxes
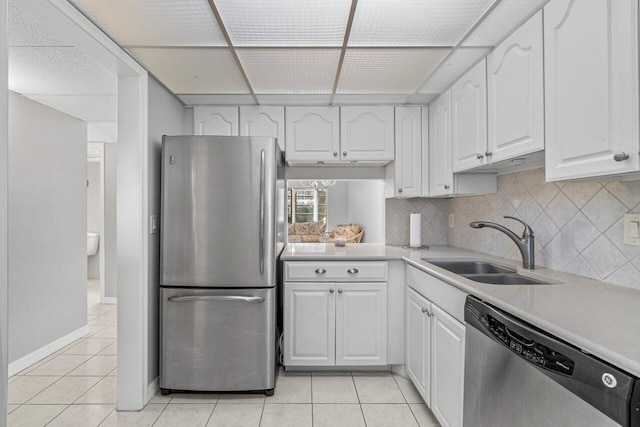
[256,94,333,105]
[9,47,116,95]
[214,0,351,46]
[237,48,341,94]
[27,95,117,121]
[463,0,548,46]
[178,94,257,106]
[337,48,450,94]
[349,0,497,46]
[128,48,250,94]
[418,48,489,93]
[70,0,227,46]
[8,2,71,47]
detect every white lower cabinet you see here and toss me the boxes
[284,281,387,367]
[406,287,432,403]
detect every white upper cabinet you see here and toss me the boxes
[487,11,544,164]
[392,106,422,198]
[429,90,453,197]
[193,106,239,136]
[341,106,394,162]
[285,107,340,164]
[544,0,639,180]
[239,106,285,152]
[421,107,430,197]
[451,60,488,172]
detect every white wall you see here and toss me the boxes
[346,181,385,243]
[326,181,348,228]
[8,93,87,363]
[147,77,184,390]
[87,160,101,278]
[104,144,117,298]
[1,0,9,421]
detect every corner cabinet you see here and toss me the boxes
[429,91,453,196]
[341,106,394,162]
[386,106,422,198]
[193,106,239,136]
[285,107,340,165]
[239,106,285,152]
[544,0,640,180]
[284,261,387,367]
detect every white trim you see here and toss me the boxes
[100,297,117,305]
[88,142,107,307]
[146,376,159,404]
[8,325,91,377]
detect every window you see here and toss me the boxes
[288,188,327,224]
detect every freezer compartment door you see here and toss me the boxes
[160,287,276,392]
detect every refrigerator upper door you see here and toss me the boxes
[161,136,279,287]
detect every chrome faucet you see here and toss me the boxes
[469,216,535,269]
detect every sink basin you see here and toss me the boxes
[422,259,515,275]
[461,274,551,285]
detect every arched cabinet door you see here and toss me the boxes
[239,106,285,151]
[341,106,394,162]
[285,107,340,164]
[193,106,239,136]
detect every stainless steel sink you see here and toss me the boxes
[421,259,515,275]
[461,274,550,285]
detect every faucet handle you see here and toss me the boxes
[503,216,534,237]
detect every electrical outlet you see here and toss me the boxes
[623,214,640,246]
[449,214,455,228]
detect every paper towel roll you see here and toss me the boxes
[410,213,421,248]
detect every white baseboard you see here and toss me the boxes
[9,324,92,376]
[147,377,159,404]
[101,296,117,305]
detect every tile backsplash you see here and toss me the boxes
[385,168,640,290]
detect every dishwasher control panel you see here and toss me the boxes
[482,314,575,376]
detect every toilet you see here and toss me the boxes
[87,232,100,256]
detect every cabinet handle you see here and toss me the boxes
[317,161,325,165]
[485,151,493,157]
[338,289,343,294]
[315,268,326,274]
[330,288,334,293]
[343,151,348,156]
[398,188,403,193]
[421,307,432,317]
[347,268,359,274]
[444,184,450,190]
[476,153,484,160]
[614,152,630,162]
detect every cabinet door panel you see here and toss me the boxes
[394,107,422,197]
[544,0,639,180]
[284,283,335,366]
[341,106,394,161]
[429,91,452,196]
[193,106,239,136]
[240,106,285,151]
[488,11,544,163]
[431,305,465,427]
[336,283,387,366]
[406,287,431,404]
[421,108,430,197]
[285,107,340,163]
[452,60,488,172]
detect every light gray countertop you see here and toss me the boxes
[281,243,640,377]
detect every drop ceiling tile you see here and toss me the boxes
[214,0,352,46]
[9,47,117,95]
[418,48,489,94]
[256,94,332,105]
[463,0,548,46]
[337,48,450,94]
[237,48,340,94]
[27,95,117,121]
[178,94,257,106]
[127,48,250,94]
[349,0,496,46]
[69,0,227,46]
[332,94,410,104]
[8,2,71,47]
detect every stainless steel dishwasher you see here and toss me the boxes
[464,296,640,427]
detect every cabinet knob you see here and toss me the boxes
[398,188,403,193]
[315,268,326,274]
[333,151,338,156]
[614,152,630,162]
[444,184,450,190]
[343,151,348,156]
[317,161,325,165]
[347,268,359,274]
[338,289,343,294]
[421,307,432,317]
[476,153,484,160]
[485,151,493,157]
[329,288,334,293]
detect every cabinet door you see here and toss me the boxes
[406,287,431,404]
[284,283,335,366]
[239,106,285,152]
[488,11,544,163]
[431,305,465,427]
[421,107,430,197]
[544,0,639,180]
[285,107,340,163]
[452,60,488,172]
[429,91,453,196]
[193,106,239,136]
[341,106,394,161]
[394,107,422,197]
[335,283,387,366]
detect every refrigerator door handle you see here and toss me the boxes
[168,295,266,303]
[259,149,265,276]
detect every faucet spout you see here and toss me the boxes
[468,216,535,269]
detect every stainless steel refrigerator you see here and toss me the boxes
[159,135,286,396]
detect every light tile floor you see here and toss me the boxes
[8,280,441,426]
